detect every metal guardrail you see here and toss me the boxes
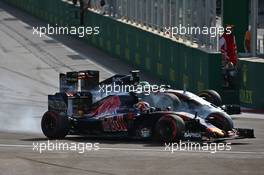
[257,35,264,54]
[87,0,218,52]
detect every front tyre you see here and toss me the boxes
[207,112,234,132]
[41,111,69,139]
[198,90,222,106]
[155,115,185,142]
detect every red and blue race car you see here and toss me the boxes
[41,70,254,142]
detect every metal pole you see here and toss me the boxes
[200,0,206,47]
[163,0,166,34]
[146,0,148,27]
[205,0,211,49]
[175,0,179,39]
[211,0,217,51]
[135,0,138,24]
[126,0,128,21]
[154,0,158,31]
[221,0,224,25]
[120,0,122,18]
[151,0,154,30]
[190,0,193,45]
[133,0,136,22]
[141,0,143,26]
[182,0,187,42]
[157,0,161,32]
[251,0,258,56]
[169,0,172,37]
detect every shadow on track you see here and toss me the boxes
[0,1,162,84]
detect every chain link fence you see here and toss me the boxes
[87,0,218,52]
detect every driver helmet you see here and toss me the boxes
[137,81,151,93]
[135,101,150,112]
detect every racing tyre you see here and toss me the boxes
[155,115,185,142]
[41,111,69,139]
[207,112,234,132]
[72,0,77,5]
[198,90,222,106]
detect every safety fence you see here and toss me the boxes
[257,30,264,54]
[83,6,222,94]
[88,0,218,52]
[2,0,263,109]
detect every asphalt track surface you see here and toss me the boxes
[0,2,264,175]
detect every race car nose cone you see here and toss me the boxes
[208,128,225,137]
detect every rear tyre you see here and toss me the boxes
[41,111,69,139]
[155,115,185,142]
[198,90,222,106]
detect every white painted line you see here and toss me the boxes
[100,147,264,155]
[1,143,264,155]
[0,144,32,148]
[99,147,163,152]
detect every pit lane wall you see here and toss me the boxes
[3,0,263,110]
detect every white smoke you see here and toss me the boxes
[0,79,45,134]
[0,104,42,134]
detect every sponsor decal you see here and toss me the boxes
[102,115,128,132]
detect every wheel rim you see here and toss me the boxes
[44,115,57,131]
[158,118,177,142]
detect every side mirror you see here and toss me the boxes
[130,70,140,84]
[222,105,241,115]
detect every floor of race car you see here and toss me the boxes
[0,2,264,175]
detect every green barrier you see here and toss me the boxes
[239,58,264,109]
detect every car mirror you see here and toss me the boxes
[222,105,241,115]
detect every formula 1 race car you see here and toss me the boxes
[41,70,254,142]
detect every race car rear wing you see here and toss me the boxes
[59,70,99,92]
[99,70,140,86]
[59,70,140,93]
